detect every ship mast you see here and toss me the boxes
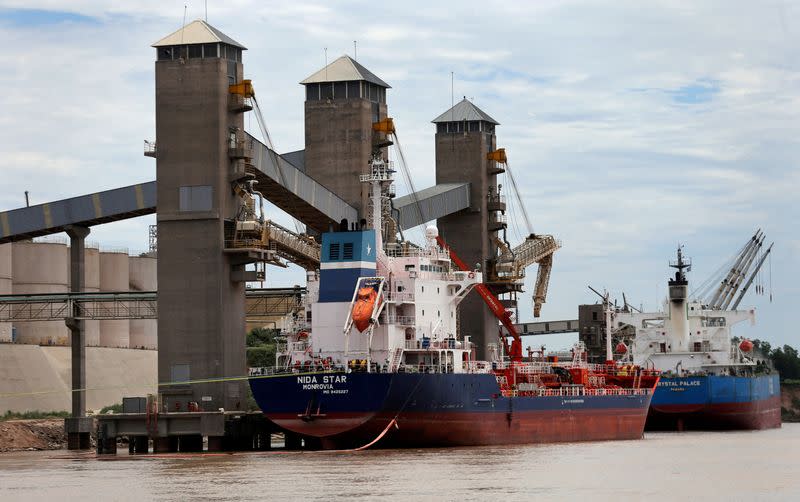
[667,246,691,354]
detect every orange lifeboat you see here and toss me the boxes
[352,287,380,332]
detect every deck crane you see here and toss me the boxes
[488,152,560,317]
[704,230,772,310]
[437,235,523,362]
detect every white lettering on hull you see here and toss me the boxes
[297,375,349,394]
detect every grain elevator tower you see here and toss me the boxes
[152,21,252,411]
[433,99,504,358]
[301,55,390,217]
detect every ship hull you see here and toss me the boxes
[646,374,781,431]
[250,372,653,449]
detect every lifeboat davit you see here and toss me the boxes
[352,287,380,332]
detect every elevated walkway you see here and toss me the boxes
[392,183,471,230]
[0,182,156,244]
[0,288,305,323]
[503,319,579,336]
[246,134,358,233]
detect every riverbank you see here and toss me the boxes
[781,382,800,422]
[1,384,798,453]
[0,419,67,452]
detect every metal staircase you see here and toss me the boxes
[388,347,404,372]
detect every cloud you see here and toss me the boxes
[0,7,99,26]
[0,0,798,349]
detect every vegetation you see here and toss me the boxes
[245,327,281,411]
[99,403,123,414]
[246,327,280,369]
[1,410,70,421]
[748,340,800,381]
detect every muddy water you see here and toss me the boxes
[1,424,798,501]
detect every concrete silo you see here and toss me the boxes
[65,243,101,346]
[83,245,101,346]
[0,244,11,342]
[128,255,157,349]
[99,251,130,348]
[12,240,69,345]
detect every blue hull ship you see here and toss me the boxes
[249,370,655,449]
[647,374,781,430]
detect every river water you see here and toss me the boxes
[1,424,798,501]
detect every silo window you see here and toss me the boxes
[179,185,213,212]
[306,84,319,101]
[158,47,173,60]
[189,45,202,58]
[321,83,334,100]
[347,81,360,99]
[171,364,190,383]
[334,82,346,99]
[202,43,218,58]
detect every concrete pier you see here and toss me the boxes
[95,411,278,454]
[64,225,92,450]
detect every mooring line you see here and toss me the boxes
[0,370,334,399]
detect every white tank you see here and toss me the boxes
[128,255,157,349]
[83,246,101,346]
[65,244,101,346]
[99,251,130,348]
[0,244,11,342]
[12,241,69,345]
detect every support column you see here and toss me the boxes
[64,225,93,450]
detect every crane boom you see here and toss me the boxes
[436,235,522,360]
[731,242,773,310]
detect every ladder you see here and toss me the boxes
[388,347,404,372]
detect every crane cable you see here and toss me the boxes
[250,94,304,235]
[504,161,533,235]
[390,131,427,243]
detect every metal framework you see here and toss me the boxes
[0,288,306,322]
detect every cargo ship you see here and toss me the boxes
[612,246,781,430]
[249,154,659,449]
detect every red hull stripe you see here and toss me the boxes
[266,408,649,448]
[648,395,781,430]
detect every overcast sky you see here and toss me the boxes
[1,1,797,348]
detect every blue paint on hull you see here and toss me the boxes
[249,372,654,447]
[648,373,782,430]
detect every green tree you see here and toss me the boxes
[245,327,279,369]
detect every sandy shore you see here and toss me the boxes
[0,418,69,452]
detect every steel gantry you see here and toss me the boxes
[0,288,306,323]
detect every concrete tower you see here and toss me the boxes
[433,99,503,358]
[152,21,250,411]
[301,55,390,217]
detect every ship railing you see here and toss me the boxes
[561,362,660,377]
[384,291,415,303]
[396,363,456,374]
[501,386,653,398]
[384,246,450,260]
[384,315,416,326]
[464,361,493,373]
[514,363,554,375]
[289,341,309,352]
[248,367,277,376]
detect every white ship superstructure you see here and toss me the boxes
[277,154,481,373]
[614,246,761,376]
